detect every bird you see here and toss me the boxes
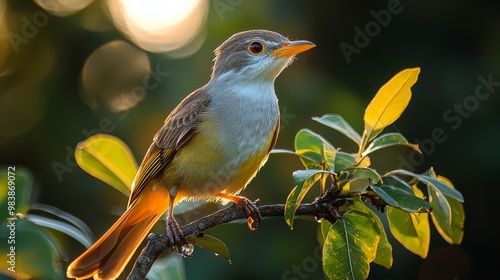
[67,29,315,279]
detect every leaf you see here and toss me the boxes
[322,142,337,173]
[0,218,64,279]
[312,114,361,145]
[75,134,138,196]
[270,148,296,155]
[386,169,464,202]
[24,214,94,249]
[428,185,452,229]
[351,167,382,184]
[387,186,430,258]
[356,154,372,168]
[363,67,421,140]
[430,176,464,245]
[371,176,431,213]
[186,234,231,263]
[294,129,324,168]
[354,202,393,269]
[323,207,381,280]
[294,129,335,169]
[341,178,370,194]
[29,203,95,244]
[317,218,334,247]
[285,169,329,229]
[362,132,421,158]
[0,166,33,222]
[334,152,357,171]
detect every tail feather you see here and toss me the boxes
[67,186,170,280]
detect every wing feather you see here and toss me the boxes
[128,87,211,206]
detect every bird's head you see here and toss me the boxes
[211,30,315,83]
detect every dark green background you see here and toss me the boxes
[1,0,498,279]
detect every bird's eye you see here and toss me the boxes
[248,41,265,55]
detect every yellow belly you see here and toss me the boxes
[163,117,276,202]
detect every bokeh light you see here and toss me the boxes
[80,40,150,112]
[33,0,94,16]
[106,0,208,54]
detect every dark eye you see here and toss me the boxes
[248,41,265,54]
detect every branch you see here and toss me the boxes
[127,194,346,280]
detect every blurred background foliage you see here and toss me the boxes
[0,0,498,279]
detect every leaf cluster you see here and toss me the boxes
[275,68,465,280]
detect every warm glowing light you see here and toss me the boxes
[80,40,151,112]
[107,0,207,53]
[33,0,94,16]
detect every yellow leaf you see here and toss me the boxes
[75,134,138,196]
[364,67,421,140]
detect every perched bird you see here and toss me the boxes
[67,29,315,279]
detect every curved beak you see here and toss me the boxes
[271,40,315,58]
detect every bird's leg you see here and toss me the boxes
[217,193,262,231]
[165,194,188,256]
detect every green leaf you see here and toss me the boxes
[0,218,64,279]
[75,134,138,196]
[28,203,95,247]
[285,169,329,229]
[372,176,431,213]
[292,169,327,186]
[323,208,381,280]
[354,202,393,269]
[25,214,94,249]
[0,166,33,222]
[351,167,382,184]
[186,234,231,263]
[428,186,452,231]
[430,176,464,245]
[387,185,430,258]
[363,67,421,141]
[341,178,370,194]
[362,132,421,158]
[294,129,324,168]
[312,114,361,145]
[386,169,464,202]
[443,196,465,245]
[334,152,356,171]
[439,176,464,244]
[294,129,335,169]
[323,142,337,173]
[317,218,333,247]
[270,148,296,155]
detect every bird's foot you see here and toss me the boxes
[166,217,192,257]
[238,197,262,231]
[217,193,262,231]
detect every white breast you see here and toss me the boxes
[208,80,279,173]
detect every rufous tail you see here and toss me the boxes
[67,186,170,280]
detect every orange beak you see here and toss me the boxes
[271,40,315,58]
